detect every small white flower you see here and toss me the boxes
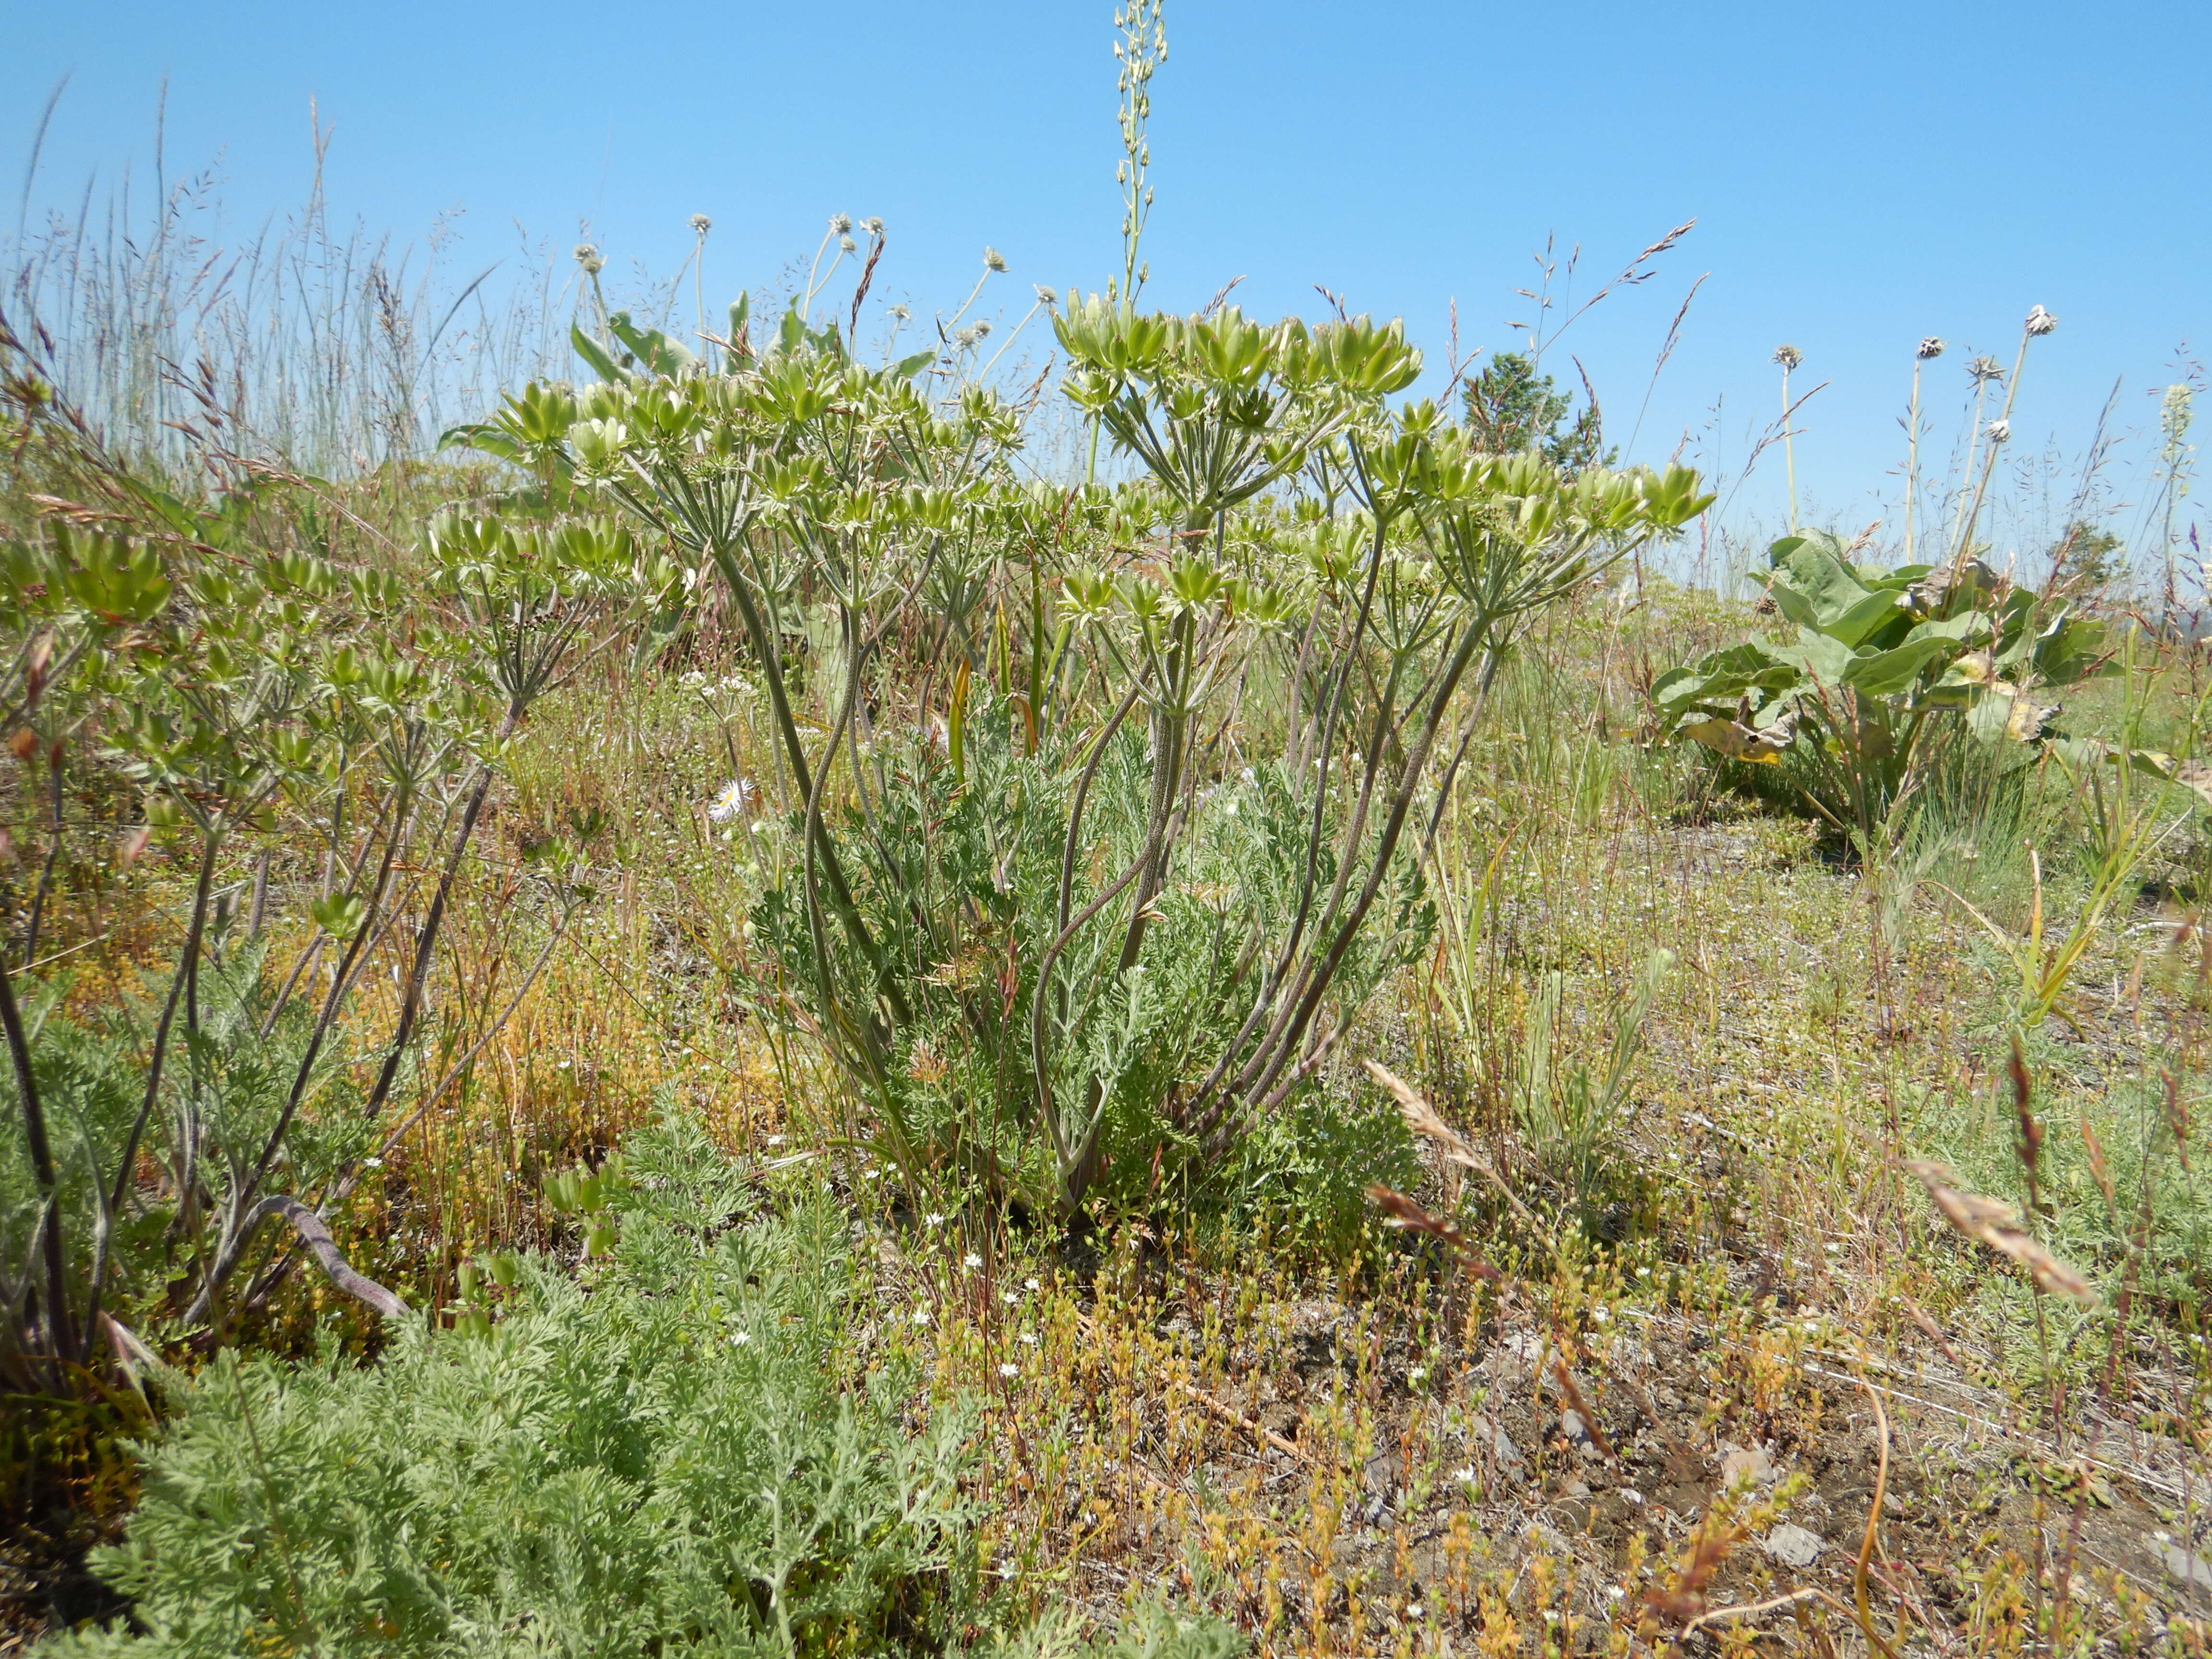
[364,1156,384,1169]
[1001,1290,1018,1304]
[911,1308,931,1326]
[557,1060,572,1070]
[1635,1265,1651,1276]
[1406,1603,1425,1620]
[1024,1277,1040,1291]
[1407,1366,1428,1384]
[926,1213,945,1226]
[708,777,756,824]
[964,1252,983,1269]
[1452,1466,1476,1484]
[730,1330,750,1345]
[1591,1307,1609,1323]
[998,1362,1018,1378]
[1019,1332,1038,1346]
[766,1134,784,1146]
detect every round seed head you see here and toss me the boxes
[1772,343,1803,371]
[984,246,1008,273]
[1916,336,1945,360]
[688,214,712,236]
[574,242,605,275]
[829,213,853,235]
[2024,305,2057,337]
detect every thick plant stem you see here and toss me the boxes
[0,950,71,1372]
[85,827,222,1357]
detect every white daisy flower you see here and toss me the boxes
[708,778,755,824]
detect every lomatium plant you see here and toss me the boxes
[0,463,668,1395]
[483,299,1711,1220]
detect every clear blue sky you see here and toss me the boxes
[5,0,2205,545]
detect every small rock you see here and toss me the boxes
[1720,1443,1776,1487]
[1762,1524,1823,1569]
[1561,1410,1602,1458]
[1478,1415,1526,1468]
[2161,1544,2212,1591]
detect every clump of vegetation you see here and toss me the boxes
[5,13,2212,1654]
[1649,529,2111,845]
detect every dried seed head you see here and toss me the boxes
[2024,304,2057,337]
[1917,336,1946,360]
[1033,284,1058,307]
[829,213,853,234]
[1968,354,2006,385]
[838,234,857,254]
[864,216,884,235]
[1907,1160,2098,1303]
[574,243,605,275]
[1772,343,1803,371]
[984,246,1008,273]
[688,214,711,236]
[1987,417,2012,443]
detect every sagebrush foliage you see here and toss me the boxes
[48,1119,978,1657]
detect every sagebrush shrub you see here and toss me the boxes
[48,1119,975,1657]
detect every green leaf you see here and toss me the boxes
[1823,588,1911,650]
[310,894,368,937]
[607,310,698,376]
[1841,636,1955,698]
[437,421,526,463]
[1767,627,1857,686]
[894,349,938,381]
[571,325,625,383]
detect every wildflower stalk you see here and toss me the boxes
[1774,345,1803,533]
[1903,337,1943,565]
[1953,306,2056,564]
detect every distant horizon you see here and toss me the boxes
[5,0,2204,577]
